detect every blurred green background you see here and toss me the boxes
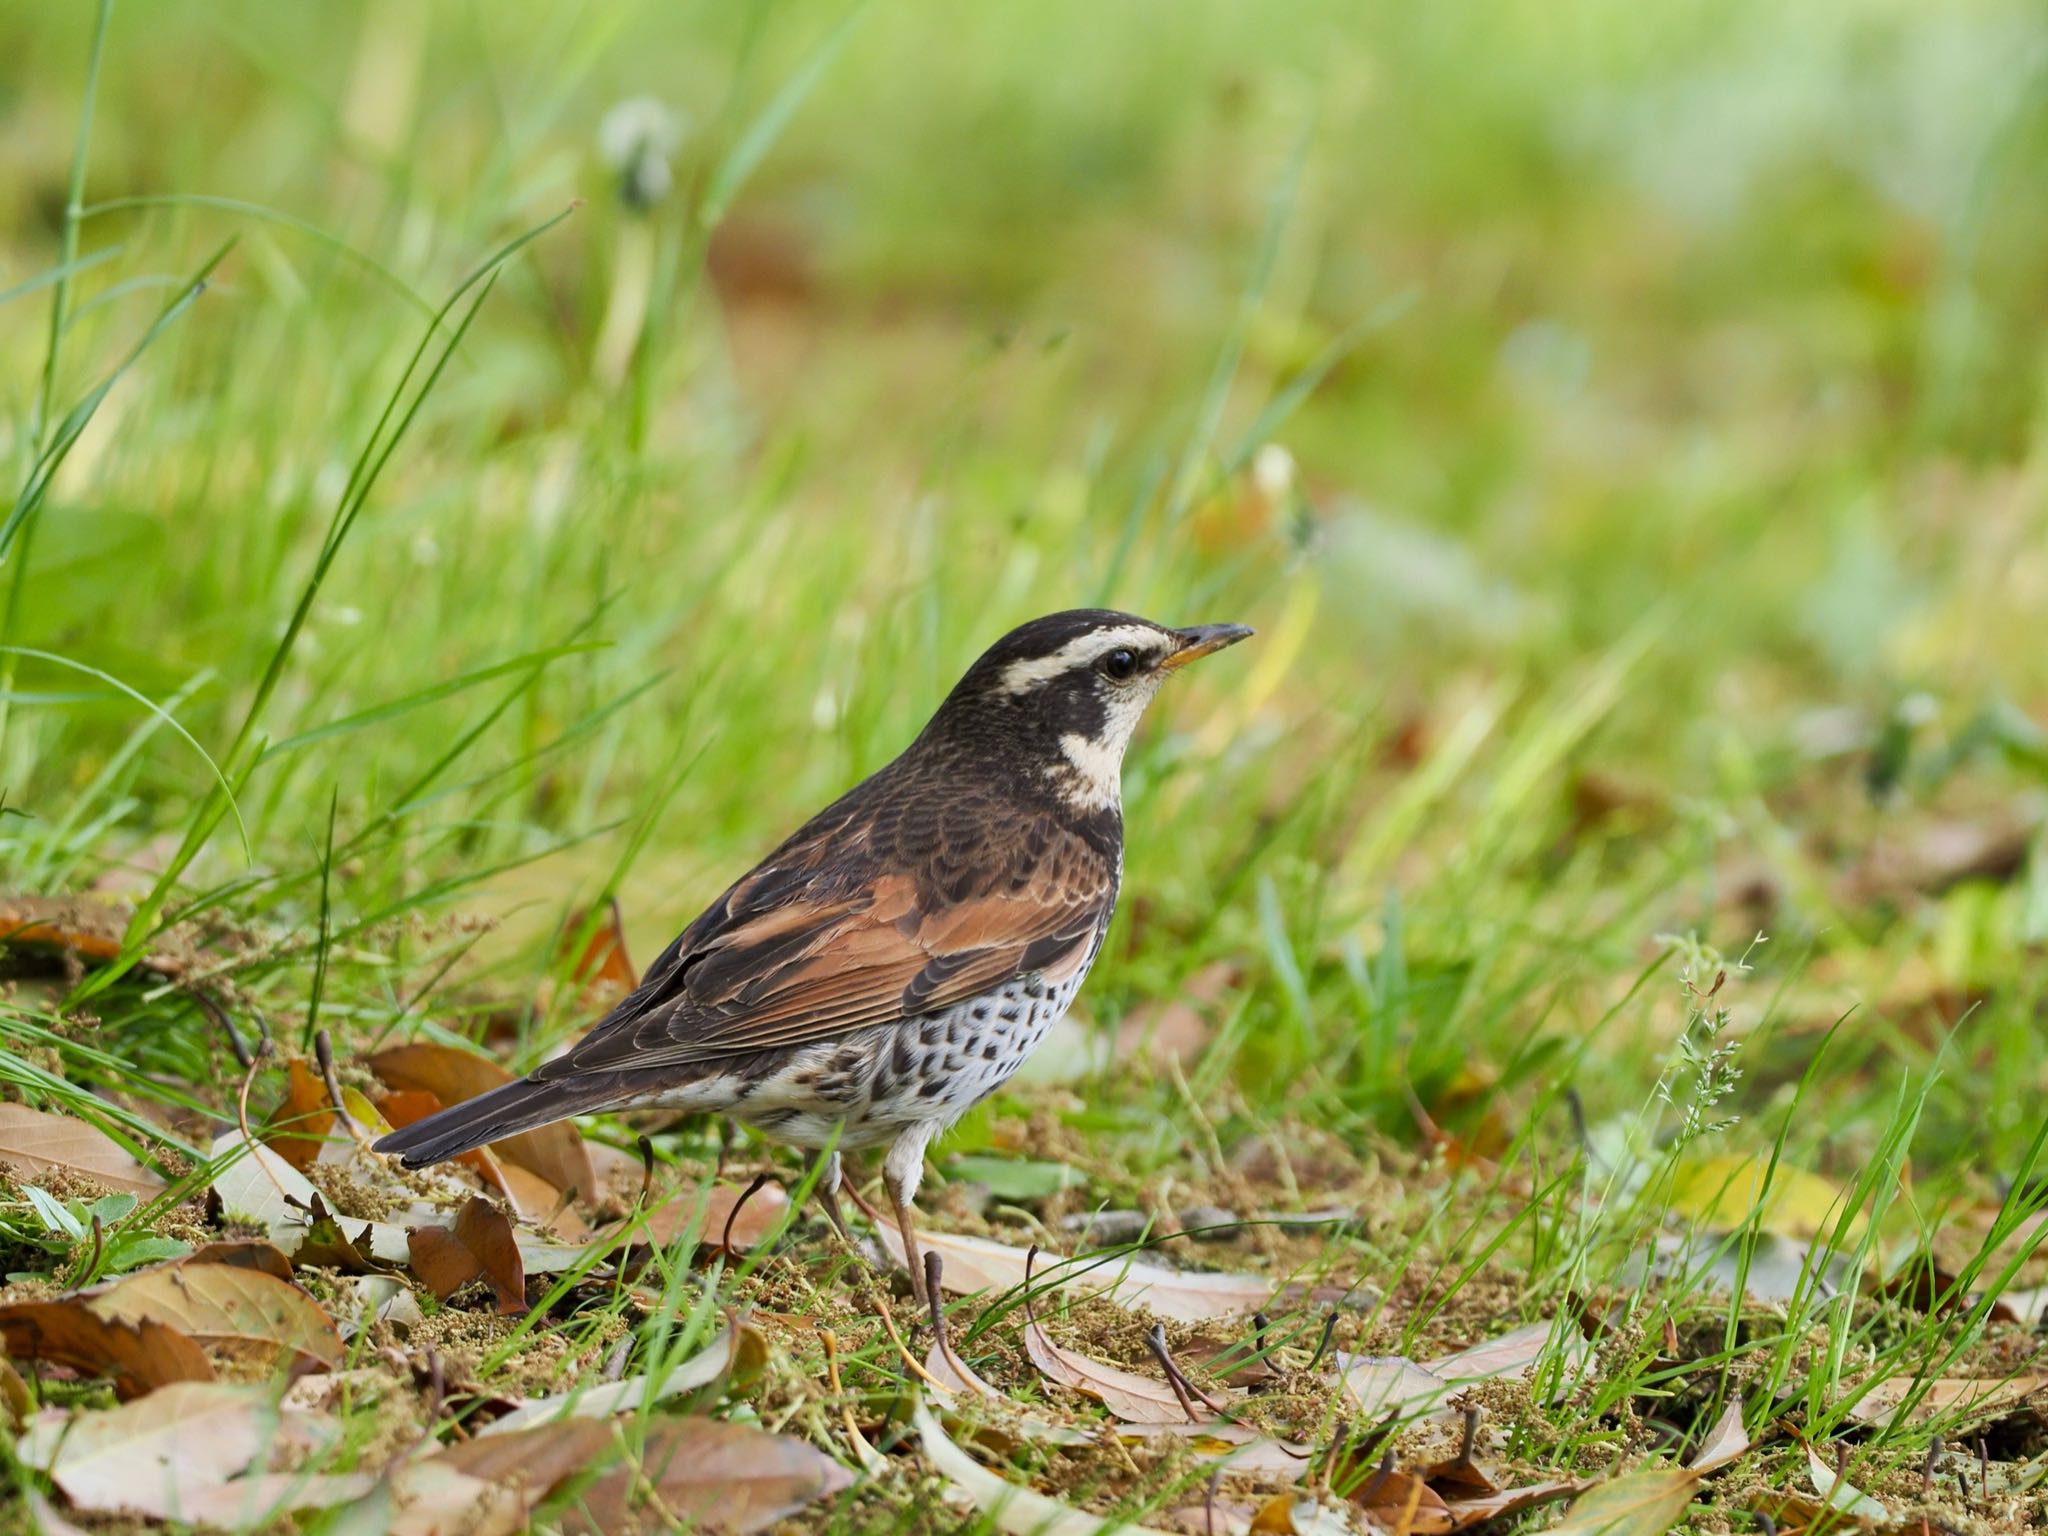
[3,1,2046,1169]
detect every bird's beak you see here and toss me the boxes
[1161,622,1254,671]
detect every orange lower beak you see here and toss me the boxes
[1161,623,1254,670]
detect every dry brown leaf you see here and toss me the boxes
[85,1261,343,1370]
[557,1414,853,1534]
[408,1197,528,1313]
[0,1299,212,1400]
[1336,1354,1454,1419]
[1545,1467,1699,1536]
[0,900,137,969]
[1686,1396,1749,1473]
[185,1239,296,1281]
[17,1381,271,1519]
[370,1042,597,1204]
[1345,1463,1454,1533]
[925,1334,1004,1400]
[434,1418,617,1497]
[0,1102,165,1195]
[874,1226,1271,1321]
[638,1179,792,1253]
[1845,1374,2048,1427]
[557,899,639,1004]
[1441,1480,1584,1529]
[1425,1321,1561,1379]
[1024,1315,1222,1424]
[263,1059,336,1172]
[380,1458,527,1536]
[0,1355,30,1430]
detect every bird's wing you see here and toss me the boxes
[536,803,1114,1079]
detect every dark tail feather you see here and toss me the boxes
[371,1076,607,1168]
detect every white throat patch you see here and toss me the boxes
[1044,671,1162,810]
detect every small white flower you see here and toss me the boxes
[1252,442,1296,503]
[410,532,442,567]
[599,97,685,211]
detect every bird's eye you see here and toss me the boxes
[1098,648,1139,681]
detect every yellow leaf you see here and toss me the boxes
[1547,1468,1698,1536]
[1668,1155,1853,1240]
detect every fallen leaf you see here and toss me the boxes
[915,1397,1181,1536]
[1340,1461,1453,1533]
[342,1274,425,1339]
[1250,1496,1356,1535]
[24,1489,93,1536]
[264,1059,337,1171]
[639,1180,792,1253]
[1545,1467,1699,1536]
[1441,1481,1584,1529]
[1024,1315,1222,1424]
[925,1334,1005,1400]
[1687,1397,1749,1473]
[17,1381,271,1519]
[1336,1354,1455,1419]
[1805,1445,1888,1522]
[1995,1282,2048,1327]
[874,1226,1271,1321]
[557,1414,852,1534]
[0,1299,212,1400]
[475,1321,761,1436]
[209,1130,588,1275]
[0,1102,165,1196]
[369,1457,526,1536]
[557,899,639,1003]
[370,1043,597,1204]
[1845,1374,2048,1427]
[1669,1155,1851,1241]
[0,1355,30,1429]
[185,1239,296,1281]
[408,1197,527,1313]
[434,1418,616,1499]
[85,1261,343,1369]
[1119,1422,1315,1482]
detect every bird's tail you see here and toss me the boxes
[372,1075,612,1168]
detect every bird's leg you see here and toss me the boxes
[883,1124,938,1307]
[812,1150,857,1247]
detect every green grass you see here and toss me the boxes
[1,1,2046,1531]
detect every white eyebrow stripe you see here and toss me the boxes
[998,625,1164,694]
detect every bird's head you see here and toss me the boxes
[922,609,1253,811]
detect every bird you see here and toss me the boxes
[374,609,1252,1302]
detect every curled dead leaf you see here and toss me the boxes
[1024,1313,1223,1424]
[0,1299,212,1400]
[408,1196,527,1314]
